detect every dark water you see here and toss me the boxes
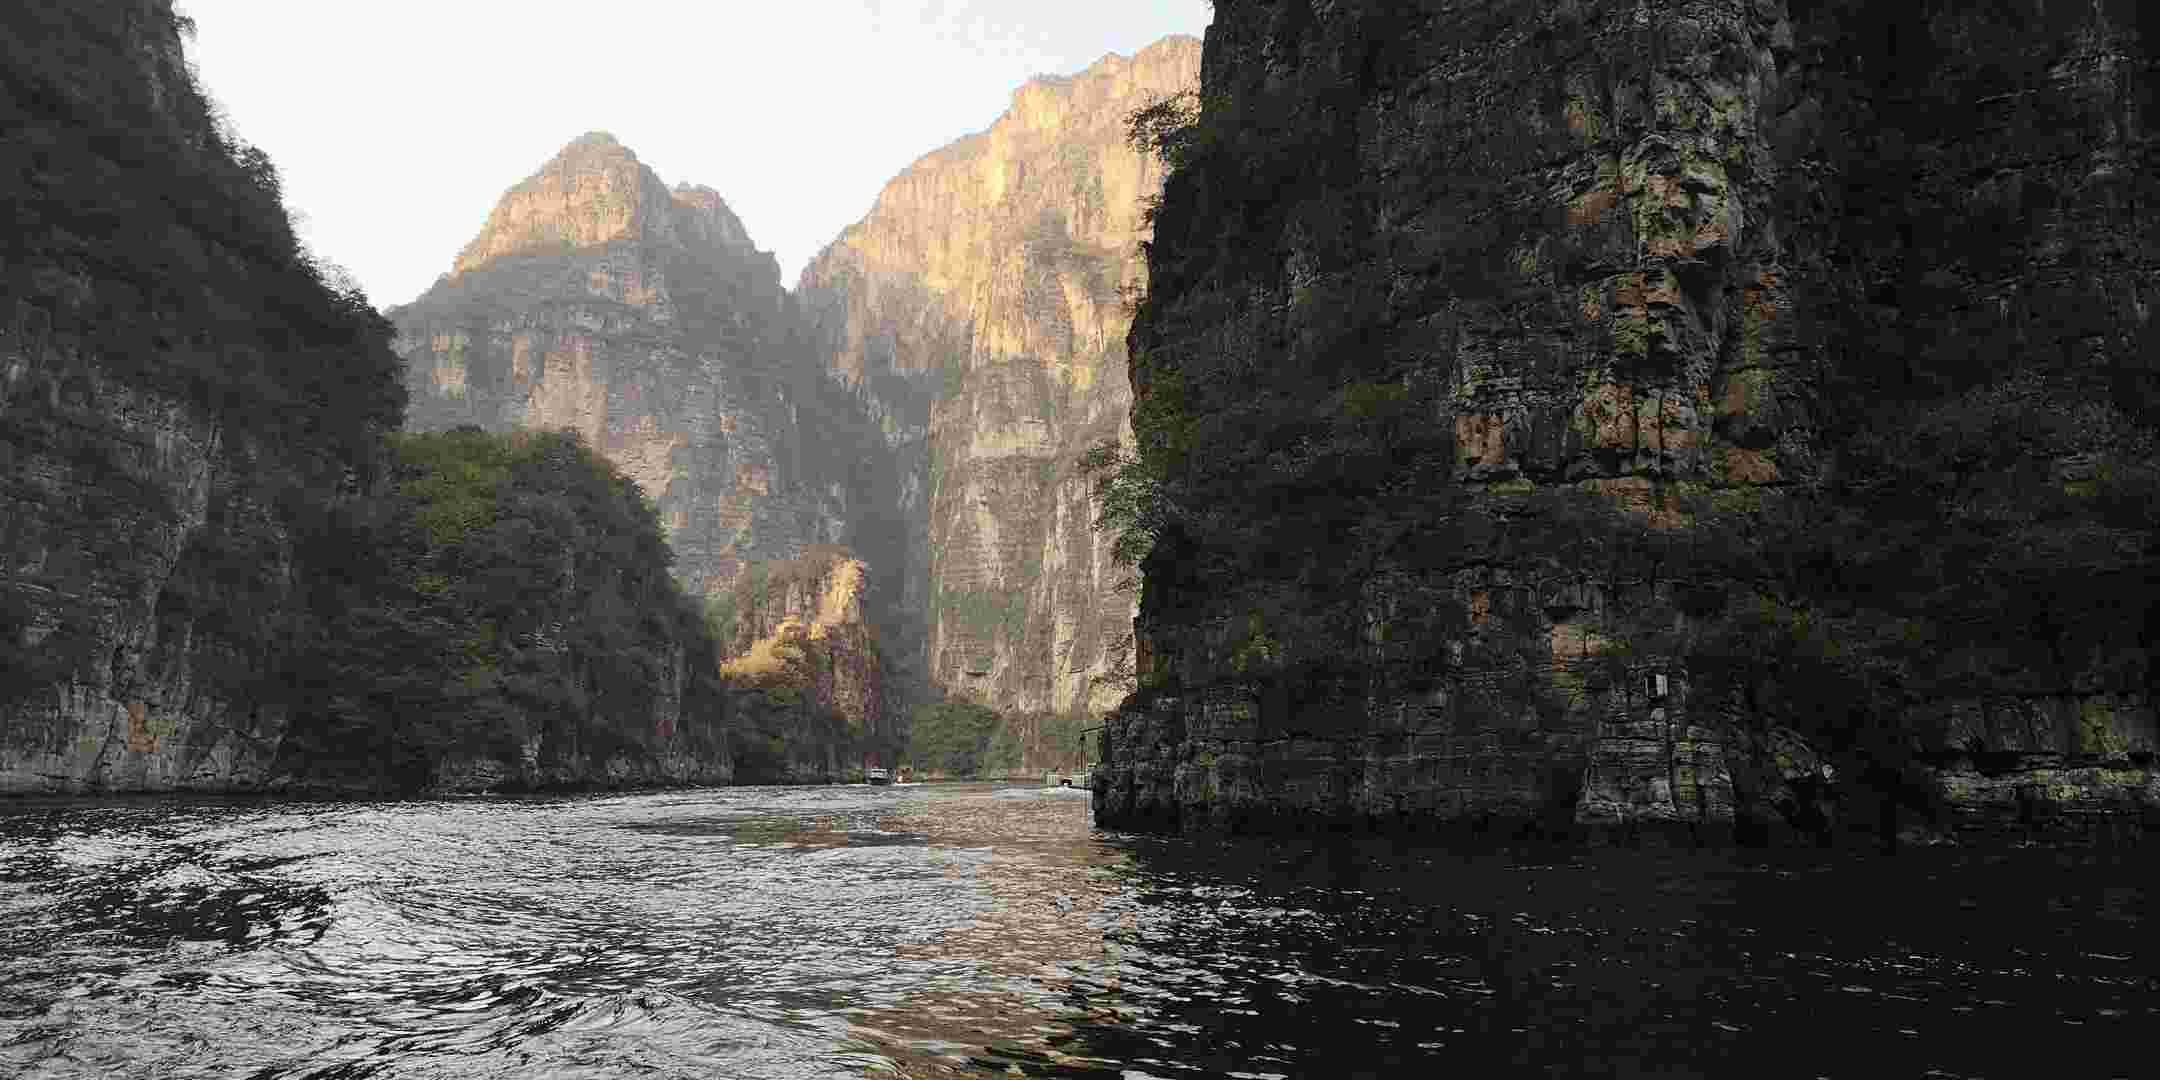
[0,785,2150,1079]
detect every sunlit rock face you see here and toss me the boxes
[710,548,885,781]
[1094,1,2159,840]
[797,37,1202,719]
[389,133,862,601]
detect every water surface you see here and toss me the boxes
[0,784,2149,1078]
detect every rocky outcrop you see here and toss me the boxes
[386,132,906,766]
[1,342,285,792]
[1,5,735,795]
[1095,1,2160,844]
[797,37,1202,718]
[389,133,877,601]
[428,638,733,795]
[0,0,349,795]
[709,545,887,780]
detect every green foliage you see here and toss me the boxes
[386,428,531,546]
[1077,440,1163,569]
[904,702,1096,777]
[940,355,967,401]
[907,701,1002,776]
[1339,381,1412,421]
[745,561,771,609]
[265,428,728,791]
[941,587,1029,643]
[1125,89,1233,178]
[0,2,406,464]
[1227,608,1282,675]
[703,590,739,648]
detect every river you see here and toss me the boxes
[0,783,2149,1078]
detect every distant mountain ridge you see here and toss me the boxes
[388,130,902,764]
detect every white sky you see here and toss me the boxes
[175,0,1212,310]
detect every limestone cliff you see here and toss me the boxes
[1095,0,2159,844]
[0,5,733,795]
[797,37,1203,719]
[0,0,381,793]
[389,133,880,601]
[708,546,887,782]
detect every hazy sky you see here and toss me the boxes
[176,0,1212,310]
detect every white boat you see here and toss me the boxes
[866,767,892,786]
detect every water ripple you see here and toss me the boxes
[0,786,2152,1077]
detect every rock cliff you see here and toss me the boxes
[0,0,391,793]
[1,3,734,795]
[1095,0,2160,845]
[387,133,903,762]
[797,37,1203,718]
[709,545,888,782]
[389,133,882,602]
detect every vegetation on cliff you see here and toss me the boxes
[2,1,741,793]
[0,2,405,457]
[703,544,893,783]
[906,701,1093,778]
[1101,0,2159,836]
[266,427,730,791]
[2,0,405,707]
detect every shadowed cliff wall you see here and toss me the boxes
[1096,0,2160,845]
[1,5,735,795]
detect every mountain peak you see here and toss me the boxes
[447,133,752,281]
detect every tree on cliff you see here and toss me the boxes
[0,1,407,463]
[270,428,729,791]
[907,701,1003,777]
[1098,0,2158,850]
[2,0,406,719]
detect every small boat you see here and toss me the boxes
[866,767,892,786]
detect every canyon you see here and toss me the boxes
[390,37,1204,764]
[5,0,2156,847]
[1,0,1203,793]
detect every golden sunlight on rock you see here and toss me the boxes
[796,36,1199,716]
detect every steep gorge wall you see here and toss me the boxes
[1,6,733,794]
[389,134,883,603]
[0,0,373,794]
[1096,0,2160,843]
[797,37,1202,719]
[388,134,902,765]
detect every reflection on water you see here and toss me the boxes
[0,784,2150,1078]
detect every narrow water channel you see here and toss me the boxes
[0,784,2149,1078]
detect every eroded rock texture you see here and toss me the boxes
[0,348,288,792]
[797,37,1202,718]
[387,133,905,762]
[710,547,887,781]
[1,6,735,794]
[0,0,363,794]
[389,133,876,601]
[1095,0,2160,843]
